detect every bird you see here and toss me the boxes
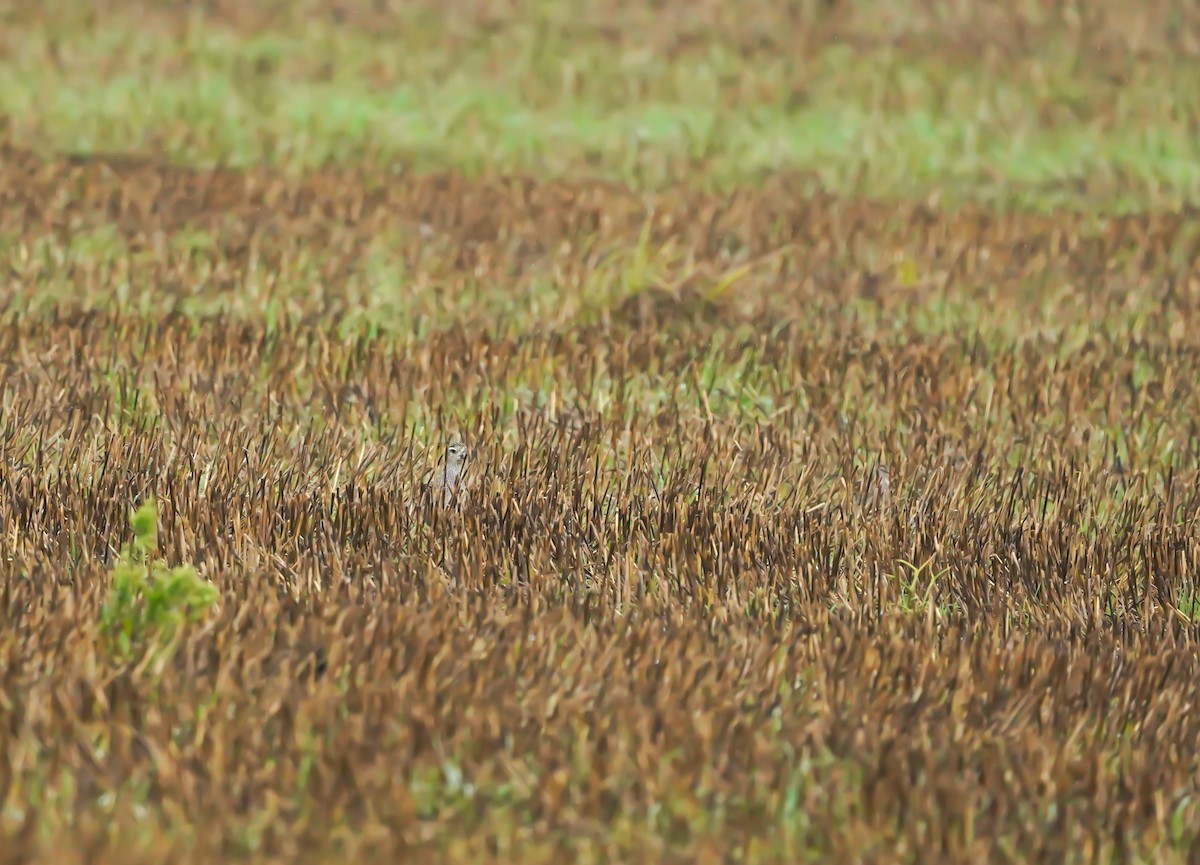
[427,439,469,506]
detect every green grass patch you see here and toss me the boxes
[2,14,1199,206]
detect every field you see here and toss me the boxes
[4,0,1200,862]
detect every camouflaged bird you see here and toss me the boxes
[427,439,469,506]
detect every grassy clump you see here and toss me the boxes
[99,498,218,666]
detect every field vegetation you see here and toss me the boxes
[3,1,1200,862]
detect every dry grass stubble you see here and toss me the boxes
[2,145,1200,861]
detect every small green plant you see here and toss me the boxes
[1173,590,1200,623]
[99,499,219,665]
[887,556,952,617]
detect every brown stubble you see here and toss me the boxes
[2,143,1200,862]
[9,0,1200,67]
[4,141,1200,324]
